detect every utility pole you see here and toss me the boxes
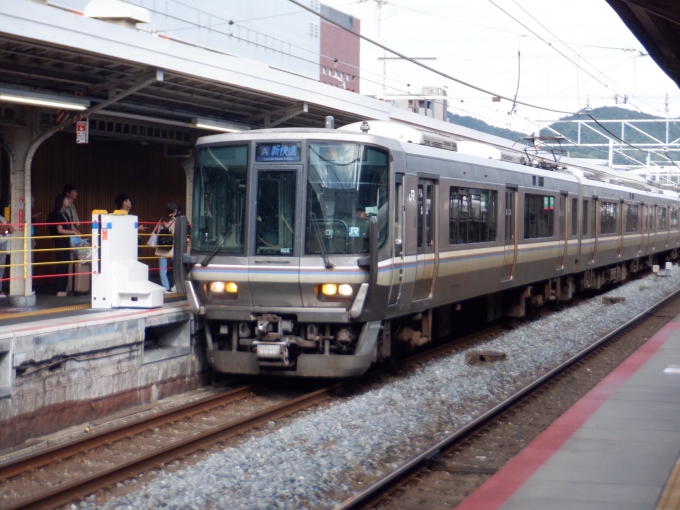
[359,0,388,92]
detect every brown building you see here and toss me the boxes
[319,5,361,93]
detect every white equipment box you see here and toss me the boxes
[91,212,164,309]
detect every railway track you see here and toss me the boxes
[0,384,335,510]
[333,287,680,510]
[1,281,666,510]
[0,320,510,510]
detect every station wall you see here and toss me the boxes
[30,134,187,285]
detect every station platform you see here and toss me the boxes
[0,284,205,451]
[0,282,185,328]
[457,316,680,510]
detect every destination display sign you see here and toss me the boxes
[256,142,301,162]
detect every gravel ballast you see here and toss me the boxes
[90,268,680,510]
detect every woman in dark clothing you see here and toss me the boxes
[47,194,79,297]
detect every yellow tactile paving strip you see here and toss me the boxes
[0,303,90,320]
[657,454,680,509]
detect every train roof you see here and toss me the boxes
[196,121,678,201]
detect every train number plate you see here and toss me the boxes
[257,344,284,359]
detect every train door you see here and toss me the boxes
[652,205,658,252]
[641,204,651,253]
[388,174,405,305]
[660,206,671,249]
[248,166,302,307]
[591,198,599,263]
[411,179,436,301]
[502,187,516,281]
[558,192,568,269]
[617,199,625,257]
[581,199,592,263]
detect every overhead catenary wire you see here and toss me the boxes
[584,113,680,170]
[146,0,517,129]
[509,0,659,113]
[155,0,576,132]
[146,0,679,170]
[386,0,644,53]
[290,0,680,175]
[143,0,434,97]
[488,0,680,143]
[287,0,578,116]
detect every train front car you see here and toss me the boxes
[186,130,393,377]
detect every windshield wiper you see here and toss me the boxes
[310,212,335,269]
[201,238,226,266]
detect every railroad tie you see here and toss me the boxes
[465,351,507,366]
[602,297,626,305]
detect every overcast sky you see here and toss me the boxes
[317,0,679,133]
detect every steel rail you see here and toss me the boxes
[0,385,254,480]
[332,287,680,510]
[0,319,503,504]
[5,386,336,510]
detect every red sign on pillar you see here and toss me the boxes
[18,208,24,232]
[76,120,88,144]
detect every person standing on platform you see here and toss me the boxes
[154,202,178,294]
[0,200,15,296]
[48,194,79,297]
[63,184,80,229]
[114,194,148,232]
[114,193,132,213]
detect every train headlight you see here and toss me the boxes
[207,281,238,297]
[321,283,338,296]
[209,281,226,293]
[338,284,353,296]
[318,283,353,301]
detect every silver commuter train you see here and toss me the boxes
[178,121,680,377]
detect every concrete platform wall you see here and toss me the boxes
[0,303,208,449]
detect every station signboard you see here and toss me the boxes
[76,120,88,144]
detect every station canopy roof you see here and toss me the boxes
[0,1,387,148]
[606,0,680,90]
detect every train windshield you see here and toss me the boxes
[193,145,248,253]
[306,143,388,254]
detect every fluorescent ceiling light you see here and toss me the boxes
[192,117,250,133]
[0,87,90,111]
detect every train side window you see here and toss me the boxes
[592,200,597,235]
[626,204,639,232]
[643,205,650,231]
[417,185,424,248]
[672,208,679,230]
[658,206,668,230]
[582,200,588,236]
[600,201,618,235]
[449,186,498,244]
[571,198,578,236]
[394,181,403,252]
[523,193,554,239]
[424,184,433,245]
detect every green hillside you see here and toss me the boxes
[446,112,527,142]
[446,107,679,165]
[539,106,680,164]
